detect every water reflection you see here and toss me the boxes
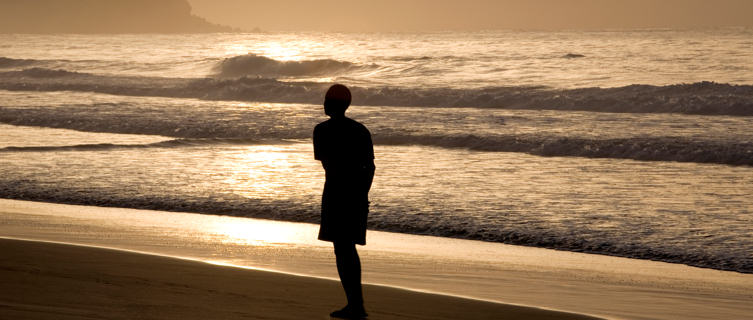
[206,215,317,247]
[0,124,170,148]
[214,144,322,200]
[1,140,752,271]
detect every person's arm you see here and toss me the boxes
[313,125,327,169]
[361,130,375,193]
[361,159,375,193]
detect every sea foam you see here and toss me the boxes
[1,68,752,116]
[1,101,752,167]
[214,53,365,78]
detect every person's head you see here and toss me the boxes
[324,84,351,118]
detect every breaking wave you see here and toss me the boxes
[0,56,39,68]
[0,138,278,153]
[2,68,752,116]
[214,53,365,78]
[375,134,753,166]
[12,67,79,77]
[1,102,751,166]
[562,53,586,59]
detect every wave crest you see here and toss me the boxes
[1,101,751,166]
[1,68,753,116]
[375,134,753,166]
[0,56,38,68]
[0,138,277,153]
[215,53,360,78]
[17,67,80,78]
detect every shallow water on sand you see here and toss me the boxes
[1,125,752,273]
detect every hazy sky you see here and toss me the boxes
[188,0,753,32]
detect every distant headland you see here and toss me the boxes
[0,0,236,33]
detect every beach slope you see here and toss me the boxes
[0,238,597,320]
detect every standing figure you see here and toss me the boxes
[314,84,375,319]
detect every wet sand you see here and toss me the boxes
[0,238,595,320]
[2,199,752,320]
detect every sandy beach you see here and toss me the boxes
[2,199,753,320]
[0,238,596,320]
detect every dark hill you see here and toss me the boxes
[0,0,235,33]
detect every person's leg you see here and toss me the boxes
[333,241,365,316]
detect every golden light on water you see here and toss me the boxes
[215,145,322,199]
[221,43,256,58]
[204,214,319,247]
[219,146,295,196]
[222,42,302,61]
[201,144,323,246]
[257,43,304,61]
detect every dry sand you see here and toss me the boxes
[0,238,598,320]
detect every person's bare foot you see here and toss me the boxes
[329,305,368,319]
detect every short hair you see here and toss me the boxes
[325,84,351,114]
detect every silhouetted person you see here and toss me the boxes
[314,84,375,319]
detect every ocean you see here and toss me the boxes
[1,29,752,273]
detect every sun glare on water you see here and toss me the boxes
[192,144,323,246]
[222,42,302,60]
[214,145,321,199]
[260,43,305,61]
[207,217,316,246]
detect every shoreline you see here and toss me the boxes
[2,199,752,319]
[0,237,597,320]
[2,180,751,275]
